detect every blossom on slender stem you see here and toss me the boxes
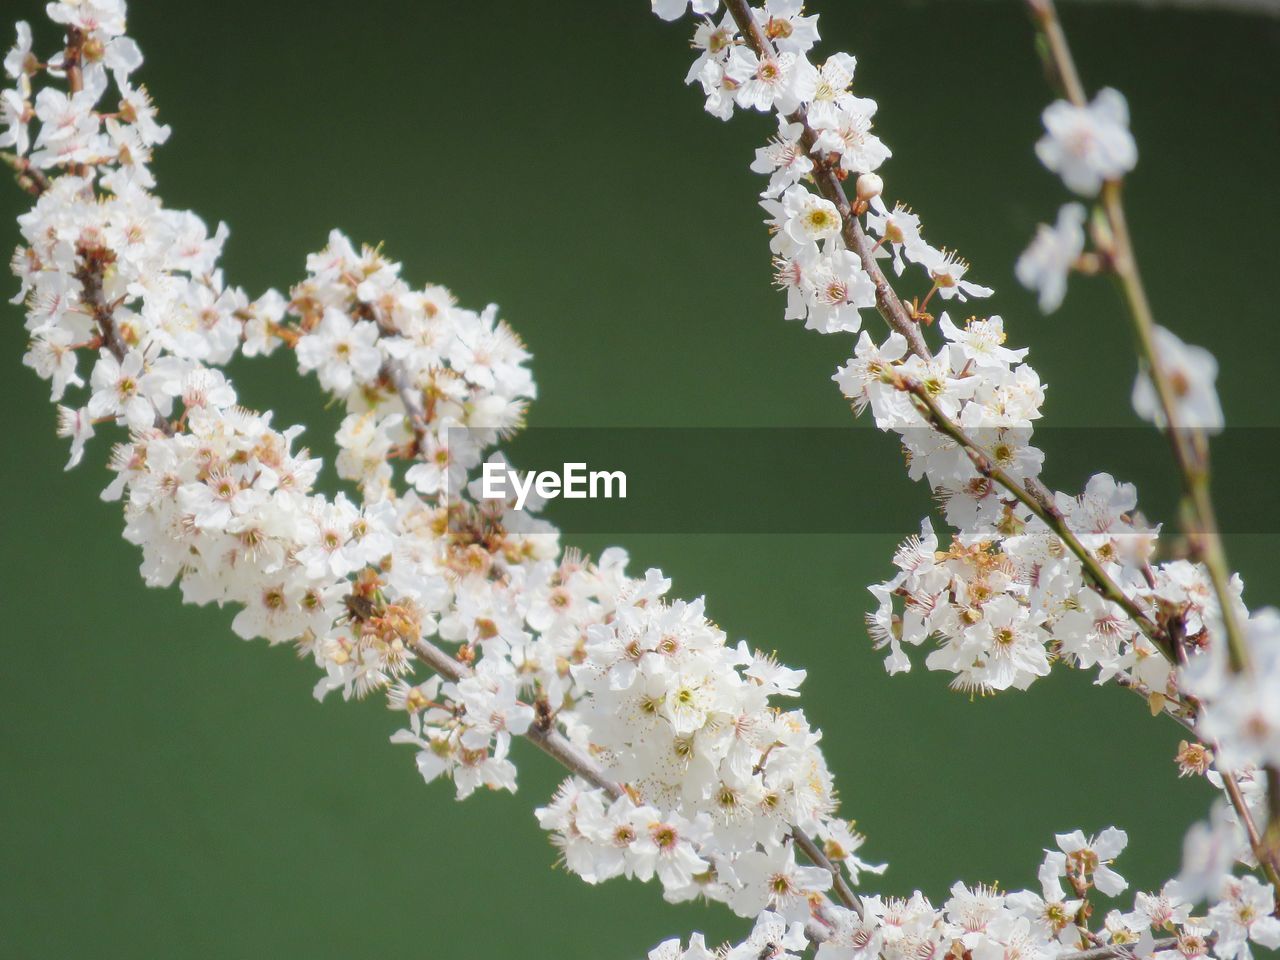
[1016,202,1086,313]
[1054,827,1130,896]
[1131,326,1224,434]
[1035,88,1137,196]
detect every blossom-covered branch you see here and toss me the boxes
[1022,0,1280,897]
[650,0,1280,955]
[719,0,1179,666]
[4,3,882,952]
[720,0,929,361]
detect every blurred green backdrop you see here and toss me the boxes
[2,1,1277,957]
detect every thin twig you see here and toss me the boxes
[1059,938,1178,960]
[1222,772,1280,893]
[412,636,622,800]
[51,24,180,438]
[792,827,863,917]
[1024,0,1280,895]
[417,633,898,955]
[1104,179,1247,672]
[1025,0,1247,672]
[351,299,431,454]
[73,250,176,436]
[416,626,891,941]
[0,151,50,196]
[415,632,876,929]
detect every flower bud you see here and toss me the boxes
[855,172,883,203]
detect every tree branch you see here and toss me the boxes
[1042,0,1278,14]
[792,827,863,917]
[411,636,622,800]
[721,0,1178,669]
[1025,0,1280,900]
[1059,938,1179,960]
[1026,0,1246,668]
[0,152,49,196]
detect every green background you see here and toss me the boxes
[2,1,1277,956]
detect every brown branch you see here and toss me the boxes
[63,27,84,95]
[1027,0,1087,104]
[1058,938,1179,960]
[1221,771,1280,897]
[8,25,179,437]
[0,152,49,196]
[415,632,874,930]
[382,357,430,453]
[1025,0,1280,900]
[411,636,622,800]
[1106,179,1246,673]
[68,247,174,436]
[73,253,129,361]
[792,827,863,917]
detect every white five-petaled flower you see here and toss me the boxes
[939,314,1028,371]
[651,0,719,21]
[725,47,813,115]
[1053,827,1129,896]
[1016,203,1086,313]
[1036,88,1137,196]
[780,184,843,244]
[918,246,994,302]
[865,199,930,276]
[751,118,814,198]
[294,306,383,395]
[1209,875,1280,960]
[87,349,156,429]
[1131,326,1224,434]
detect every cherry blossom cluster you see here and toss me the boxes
[653,826,1279,960]
[649,0,1280,957]
[537,574,882,911]
[270,232,881,906]
[284,229,536,496]
[5,0,881,936]
[659,0,1159,701]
